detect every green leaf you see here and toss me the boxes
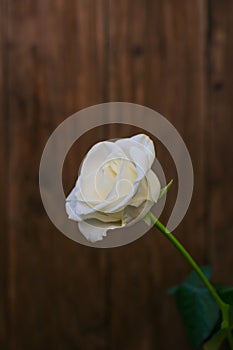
[203,328,227,350]
[174,283,220,349]
[216,286,233,305]
[169,269,233,349]
[159,179,173,199]
[215,286,233,327]
[168,267,220,349]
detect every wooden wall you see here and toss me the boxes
[0,0,232,349]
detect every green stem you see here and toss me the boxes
[149,212,233,349]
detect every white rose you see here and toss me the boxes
[66,134,161,242]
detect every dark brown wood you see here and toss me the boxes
[108,1,207,349]
[0,0,232,349]
[4,1,109,350]
[207,0,233,283]
[0,0,8,348]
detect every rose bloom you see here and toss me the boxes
[66,134,161,242]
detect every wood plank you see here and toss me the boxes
[0,0,8,348]
[207,0,233,283]
[6,0,109,349]
[108,0,206,349]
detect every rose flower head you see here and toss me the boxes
[65,134,161,242]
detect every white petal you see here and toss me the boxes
[78,220,121,243]
[78,221,108,242]
[76,159,139,214]
[147,170,161,202]
[95,159,121,199]
[129,177,148,207]
[122,170,161,226]
[66,186,124,223]
[116,134,155,181]
[98,159,138,212]
[82,210,123,223]
[75,173,101,203]
[113,159,137,197]
[80,141,129,176]
[129,170,161,207]
[75,141,132,209]
[65,187,82,221]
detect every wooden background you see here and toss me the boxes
[0,0,233,349]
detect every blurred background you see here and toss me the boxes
[0,0,233,349]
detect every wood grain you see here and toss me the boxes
[0,0,232,349]
[5,1,109,349]
[207,0,233,282]
[0,0,8,348]
[108,1,207,349]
